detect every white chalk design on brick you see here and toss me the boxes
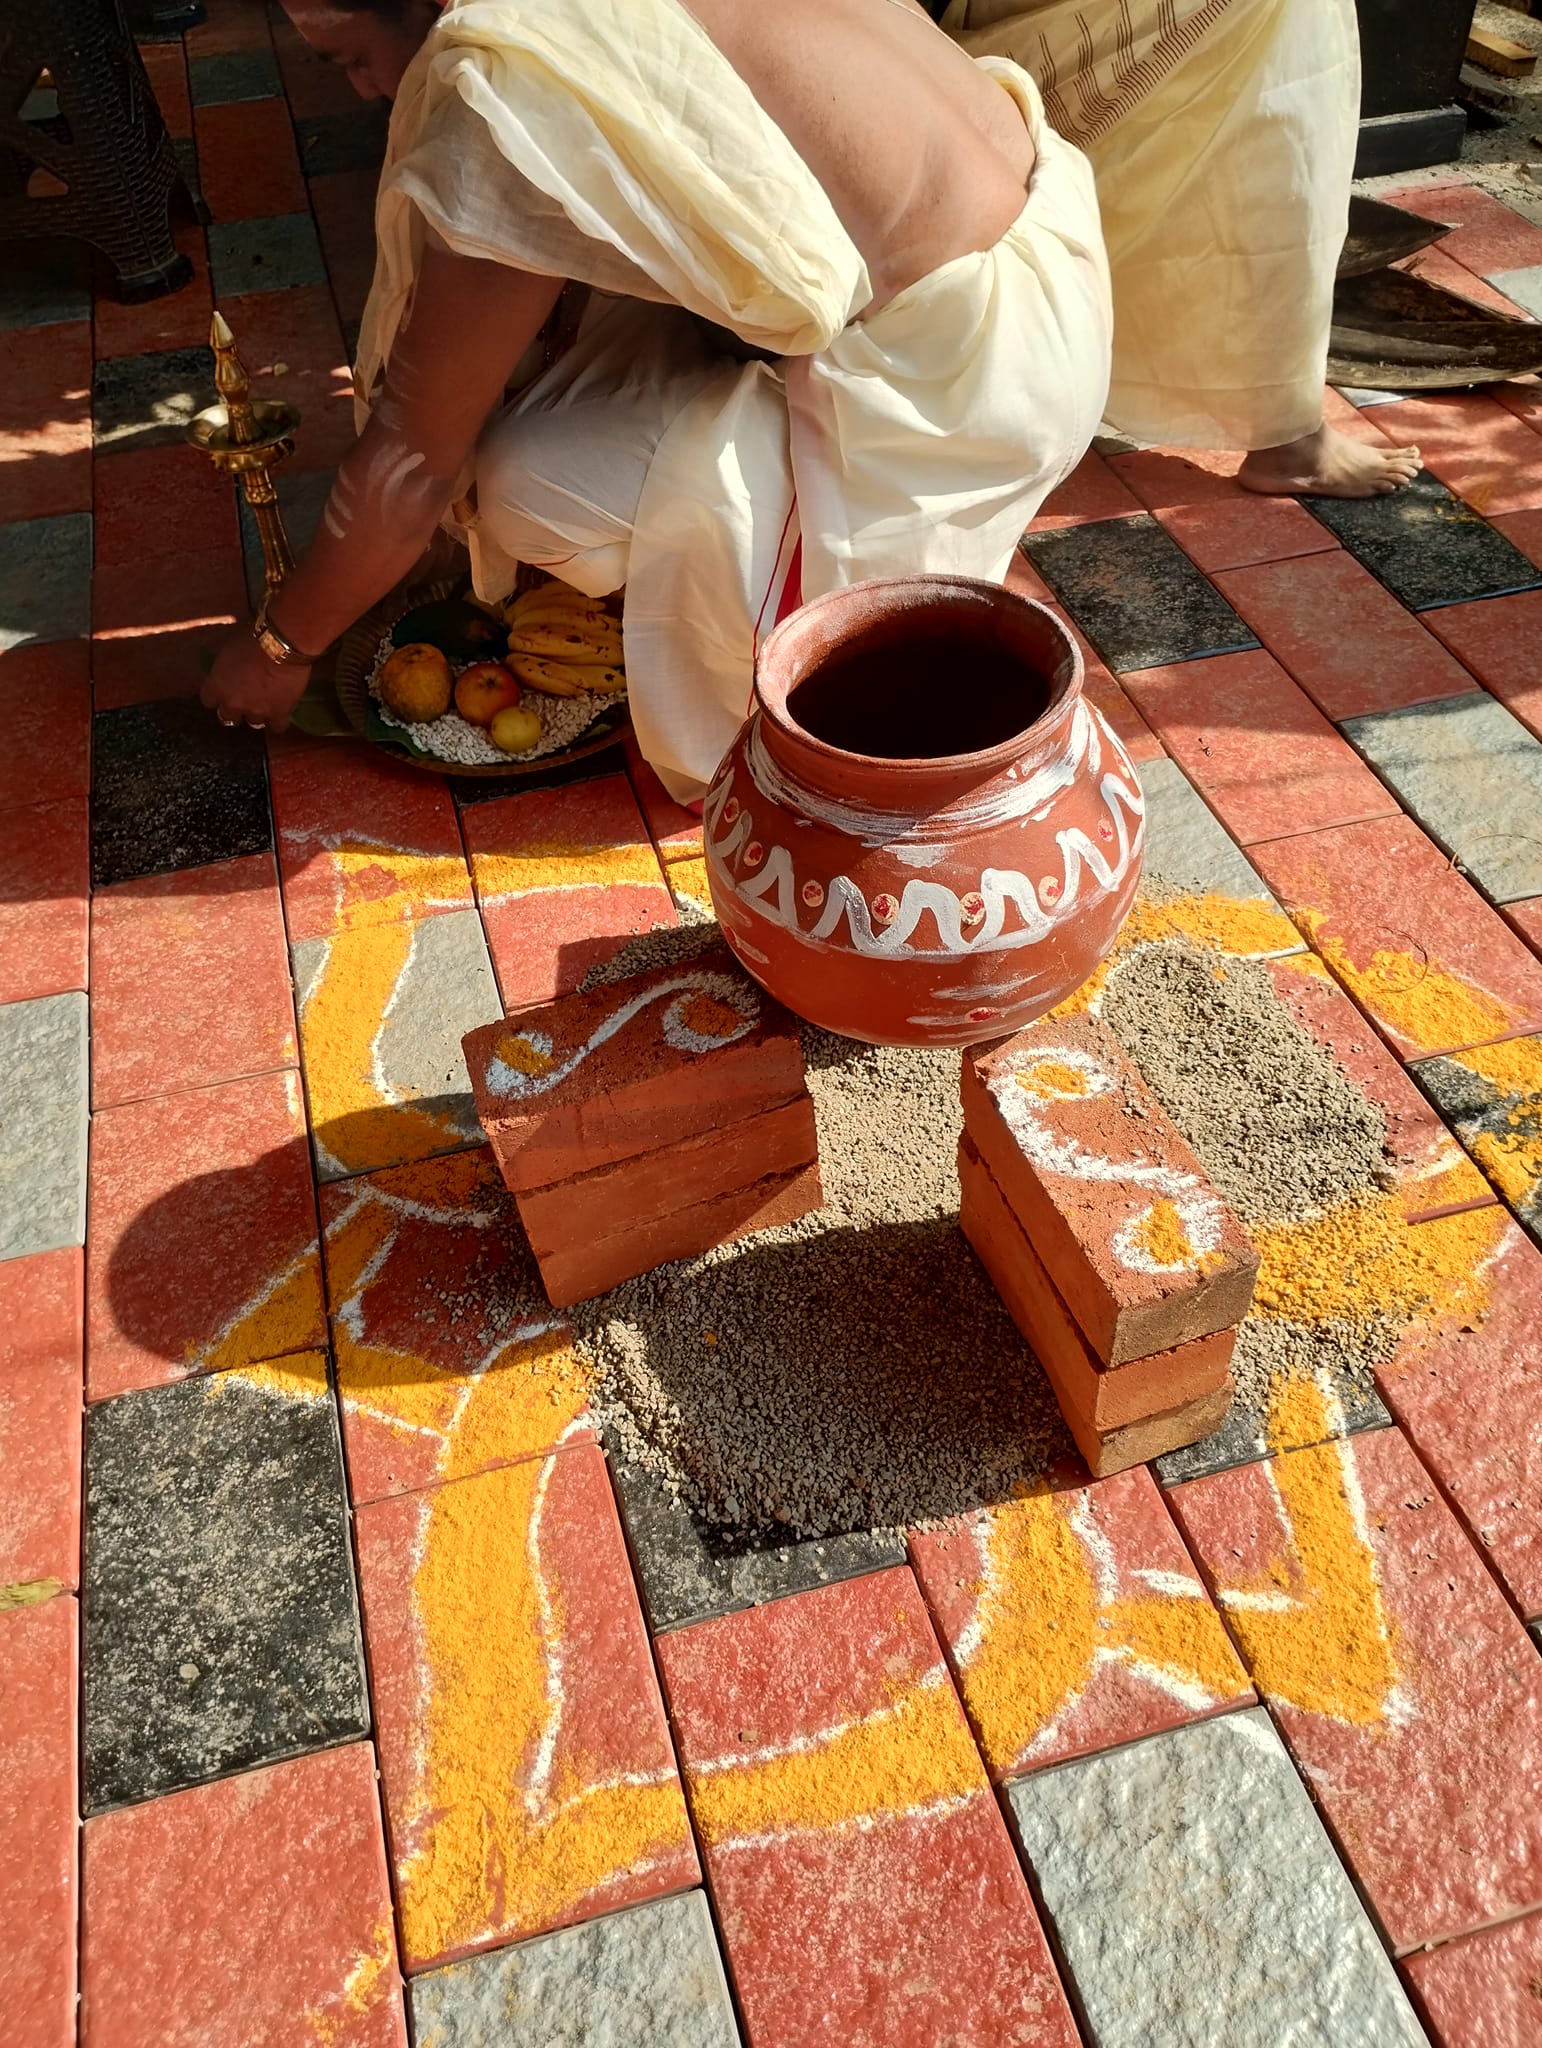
[482,971,759,1100]
[988,1045,1226,1277]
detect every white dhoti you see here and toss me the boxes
[943,0,1361,450]
[355,0,1112,801]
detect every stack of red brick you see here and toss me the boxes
[463,950,822,1306]
[960,1013,1258,1475]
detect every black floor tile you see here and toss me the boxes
[1412,1044,1542,1247]
[1020,514,1259,673]
[83,1362,369,1813]
[92,343,214,452]
[449,742,630,806]
[188,48,283,106]
[1303,470,1542,611]
[91,697,272,886]
[1153,1366,1391,1487]
[295,108,389,178]
[0,514,93,647]
[607,1455,905,1634]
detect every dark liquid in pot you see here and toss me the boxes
[786,617,1054,761]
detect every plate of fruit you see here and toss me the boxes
[334,574,630,777]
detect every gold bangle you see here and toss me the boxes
[252,601,321,668]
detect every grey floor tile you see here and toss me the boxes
[91,698,271,886]
[1154,1359,1390,1486]
[0,514,92,650]
[240,467,334,604]
[1137,754,1296,922]
[1303,471,1542,610]
[410,1893,741,2047]
[1411,1039,1542,1247]
[0,992,88,1262]
[294,108,389,178]
[208,212,328,299]
[1489,264,1542,319]
[1342,689,1542,904]
[83,1358,369,1811]
[0,240,93,332]
[1021,514,1259,673]
[1007,1709,1426,2048]
[92,344,213,452]
[188,48,283,105]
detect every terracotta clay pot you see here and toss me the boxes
[703,575,1145,1047]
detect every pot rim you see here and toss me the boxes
[755,574,1082,783]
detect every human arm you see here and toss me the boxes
[201,241,565,730]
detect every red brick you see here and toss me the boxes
[463,773,677,1008]
[463,948,805,1188]
[1262,952,1492,1220]
[533,1157,823,1309]
[1506,896,1542,957]
[624,732,703,863]
[93,226,213,360]
[0,641,90,811]
[1003,546,1055,603]
[0,1248,82,1595]
[91,550,248,709]
[309,170,381,327]
[355,1443,697,1970]
[86,1068,326,1401]
[1171,1424,1542,1951]
[1362,393,1542,519]
[1377,1219,1542,1621]
[1250,815,1542,1060]
[93,442,240,569]
[1493,507,1542,569]
[269,739,471,940]
[1,1595,77,2048]
[1028,450,1143,530]
[1386,182,1542,280]
[320,1149,593,1504]
[1422,590,1542,744]
[962,1013,1258,1364]
[89,852,297,1107]
[1403,1909,1542,2048]
[81,1743,406,2048]
[1107,445,1340,574]
[0,323,91,522]
[1408,246,1538,320]
[958,1135,1234,1460]
[0,798,88,1002]
[1121,648,1398,845]
[1212,552,1476,722]
[909,1466,1252,1778]
[655,1567,1080,2048]
[194,97,308,221]
[220,285,357,473]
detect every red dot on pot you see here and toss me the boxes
[743,841,765,867]
[968,1006,998,1022]
[801,879,825,909]
[1097,819,1115,842]
[722,797,741,825]
[871,893,899,925]
[960,892,985,925]
[1039,876,1062,907]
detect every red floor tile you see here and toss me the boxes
[320,1150,592,1504]
[81,1743,406,2048]
[1262,952,1492,1222]
[1,1595,77,2048]
[139,41,191,137]
[219,285,356,472]
[90,852,297,1108]
[1251,815,1542,1060]
[464,772,676,1009]
[1121,648,1398,845]
[1171,1421,1542,1951]
[1403,1908,1542,2048]
[1003,546,1055,604]
[1506,896,1542,958]
[0,322,92,523]
[1387,182,1542,281]
[1377,1219,1542,1622]
[1213,552,1476,722]
[1491,507,1542,570]
[310,170,381,327]
[91,550,247,709]
[194,97,308,221]
[656,1568,1080,2048]
[0,641,91,812]
[92,442,240,569]
[1360,393,1542,520]
[0,797,88,1003]
[92,226,214,360]
[1107,446,1340,574]
[1028,450,1143,531]
[623,733,703,864]
[86,1067,326,1401]
[909,1468,1252,1780]
[1422,589,1542,743]
[355,1442,695,1970]
[1401,244,1537,320]
[0,1248,83,1594]
[269,741,471,940]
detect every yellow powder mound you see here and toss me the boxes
[1470,1128,1541,1209]
[1442,1039,1542,1210]
[1013,1058,1090,1099]
[1250,1191,1506,1333]
[1056,888,1303,1016]
[677,990,747,1041]
[207,1349,329,1404]
[328,843,468,933]
[495,1031,556,1076]
[474,838,663,898]
[1130,1197,1195,1268]
[1299,915,1519,1057]
[187,1252,327,1378]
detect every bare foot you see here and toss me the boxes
[1237,423,1422,499]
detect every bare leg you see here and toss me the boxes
[1238,422,1422,499]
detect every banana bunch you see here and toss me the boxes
[505,581,626,697]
